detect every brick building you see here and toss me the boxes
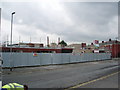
[99,39,120,58]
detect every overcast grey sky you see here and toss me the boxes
[0,1,118,45]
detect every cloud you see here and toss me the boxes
[61,2,118,43]
[1,18,61,45]
[1,2,118,45]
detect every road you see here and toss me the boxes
[2,59,119,88]
[79,72,118,88]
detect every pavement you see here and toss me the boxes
[2,59,119,75]
[2,59,119,88]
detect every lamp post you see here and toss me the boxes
[11,12,15,46]
[10,12,15,71]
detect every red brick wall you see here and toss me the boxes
[112,44,120,58]
[2,47,62,53]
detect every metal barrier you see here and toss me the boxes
[2,53,111,67]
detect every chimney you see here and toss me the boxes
[58,37,60,45]
[47,36,49,47]
[29,36,31,43]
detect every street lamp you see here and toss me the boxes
[10,12,15,71]
[11,12,15,46]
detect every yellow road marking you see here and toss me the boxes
[65,71,120,90]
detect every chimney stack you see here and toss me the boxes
[47,36,49,47]
[58,37,60,45]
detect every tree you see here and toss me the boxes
[59,40,67,47]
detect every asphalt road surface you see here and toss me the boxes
[2,59,119,88]
[79,72,118,88]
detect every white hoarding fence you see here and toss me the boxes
[2,53,111,68]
